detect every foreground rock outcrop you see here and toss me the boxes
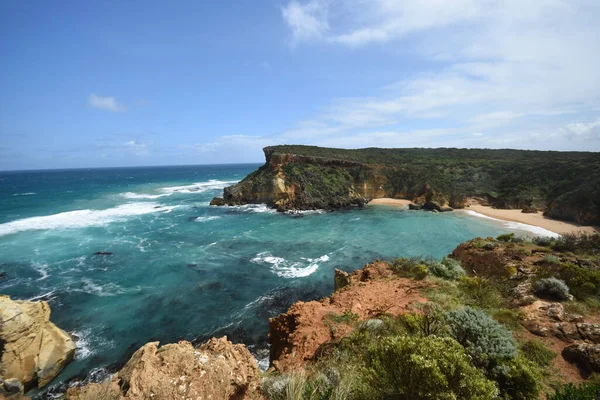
[66,337,261,400]
[0,295,76,391]
[269,261,430,371]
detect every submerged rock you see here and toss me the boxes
[66,337,261,400]
[93,251,113,256]
[0,295,76,391]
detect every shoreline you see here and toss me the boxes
[465,205,598,236]
[368,198,412,207]
[368,198,598,236]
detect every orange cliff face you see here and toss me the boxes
[268,262,431,371]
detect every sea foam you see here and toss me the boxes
[251,252,329,278]
[461,210,560,238]
[120,179,238,200]
[0,202,178,237]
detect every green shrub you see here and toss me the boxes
[558,263,600,299]
[543,254,561,264]
[533,277,571,301]
[491,308,523,330]
[520,339,556,367]
[548,382,600,400]
[359,335,498,400]
[447,306,517,367]
[458,277,505,310]
[399,303,447,337]
[411,264,429,280]
[497,233,516,242]
[491,355,542,400]
[551,233,600,254]
[533,236,555,247]
[428,257,466,280]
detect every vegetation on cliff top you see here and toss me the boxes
[261,232,600,400]
[224,145,600,224]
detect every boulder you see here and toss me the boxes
[408,203,421,210]
[334,269,350,291]
[521,206,538,214]
[0,295,76,390]
[210,197,226,206]
[562,343,600,374]
[66,338,261,400]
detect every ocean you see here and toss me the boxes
[0,164,555,395]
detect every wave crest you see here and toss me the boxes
[0,202,178,237]
[251,252,329,278]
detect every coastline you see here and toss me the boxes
[465,205,598,236]
[368,198,598,236]
[368,198,412,207]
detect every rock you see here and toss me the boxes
[93,252,113,256]
[408,203,421,210]
[210,197,226,206]
[562,343,600,374]
[186,216,199,221]
[334,269,350,291]
[544,302,565,321]
[0,296,76,390]
[439,206,454,212]
[577,323,600,343]
[2,379,23,395]
[66,338,261,400]
[0,272,6,280]
[521,206,538,213]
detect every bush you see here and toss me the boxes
[447,306,517,367]
[558,263,600,299]
[543,254,561,264]
[399,303,447,337]
[548,383,600,400]
[520,339,556,367]
[359,335,498,400]
[497,233,516,242]
[491,356,542,400]
[458,277,504,310]
[428,257,466,280]
[533,236,555,247]
[533,277,571,301]
[551,233,600,254]
[411,264,428,280]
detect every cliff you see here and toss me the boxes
[212,145,600,223]
[0,296,75,394]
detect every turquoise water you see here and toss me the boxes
[0,164,547,395]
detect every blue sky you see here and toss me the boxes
[1,0,600,170]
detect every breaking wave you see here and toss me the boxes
[0,202,178,237]
[251,252,329,278]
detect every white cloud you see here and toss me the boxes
[274,0,600,152]
[281,1,329,42]
[88,93,127,112]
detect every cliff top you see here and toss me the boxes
[264,144,600,167]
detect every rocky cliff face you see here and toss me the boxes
[0,295,76,391]
[213,147,451,212]
[66,337,261,400]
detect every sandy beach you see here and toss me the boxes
[466,205,598,235]
[369,198,412,207]
[369,198,598,235]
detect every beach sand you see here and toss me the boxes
[368,198,412,207]
[368,198,598,235]
[467,205,598,235]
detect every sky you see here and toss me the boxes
[1,0,600,170]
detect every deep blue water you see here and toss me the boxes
[0,164,551,395]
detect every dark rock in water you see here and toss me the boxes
[0,272,7,280]
[293,214,304,218]
[93,252,113,256]
[196,281,223,292]
[408,203,421,210]
[210,197,226,206]
[153,206,162,209]
[187,216,199,221]
[187,263,198,268]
